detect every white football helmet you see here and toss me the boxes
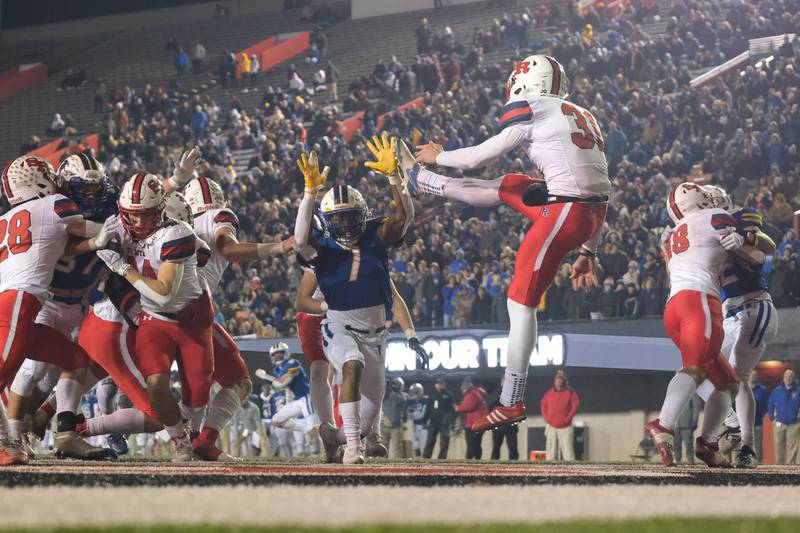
[702,184,733,212]
[506,55,568,101]
[118,172,166,240]
[269,342,289,365]
[667,182,713,224]
[408,383,424,398]
[319,184,368,246]
[165,191,193,226]
[2,155,57,206]
[183,176,225,216]
[57,153,111,219]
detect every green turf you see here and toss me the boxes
[4,518,800,533]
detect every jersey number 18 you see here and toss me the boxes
[666,224,690,259]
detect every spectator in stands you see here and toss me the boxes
[750,370,770,462]
[175,46,189,76]
[541,370,579,461]
[249,54,260,83]
[236,52,251,82]
[289,71,306,95]
[192,42,206,73]
[311,27,328,63]
[423,378,455,460]
[768,369,800,464]
[48,113,65,135]
[456,377,488,460]
[192,105,208,139]
[325,61,340,101]
[469,287,492,324]
[416,17,432,54]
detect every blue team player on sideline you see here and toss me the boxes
[294,135,414,464]
[696,185,778,468]
[6,153,120,460]
[267,342,318,437]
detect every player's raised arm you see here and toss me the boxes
[415,124,529,170]
[364,133,414,245]
[164,147,202,193]
[294,151,328,260]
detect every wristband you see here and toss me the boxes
[319,301,329,313]
[404,328,417,340]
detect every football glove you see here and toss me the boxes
[720,229,745,251]
[97,249,130,277]
[365,133,400,184]
[408,337,430,370]
[88,215,121,251]
[170,147,202,187]
[297,151,329,194]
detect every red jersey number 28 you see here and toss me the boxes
[668,224,690,258]
[0,210,33,263]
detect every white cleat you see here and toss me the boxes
[343,445,365,465]
[319,423,344,464]
[171,431,195,463]
[397,139,422,195]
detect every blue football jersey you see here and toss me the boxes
[720,207,769,302]
[315,218,392,312]
[50,202,117,301]
[274,358,310,399]
[266,390,287,418]
[407,396,428,423]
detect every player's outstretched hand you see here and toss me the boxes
[297,151,329,194]
[408,337,430,370]
[571,253,599,291]
[97,249,130,276]
[414,142,443,164]
[89,215,121,251]
[364,133,398,177]
[173,146,202,186]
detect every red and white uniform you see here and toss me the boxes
[192,208,248,386]
[0,195,89,389]
[435,96,611,307]
[663,208,739,388]
[117,220,214,407]
[297,268,327,365]
[79,297,157,420]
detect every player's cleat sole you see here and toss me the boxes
[343,445,365,465]
[319,423,344,464]
[365,434,388,458]
[54,431,117,461]
[472,402,526,432]
[397,139,421,194]
[0,441,29,466]
[644,419,676,467]
[735,444,758,469]
[695,436,732,468]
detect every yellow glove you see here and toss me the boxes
[297,151,329,194]
[364,133,399,181]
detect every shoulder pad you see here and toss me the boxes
[213,209,239,230]
[710,212,737,230]
[498,99,534,131]
[53,196,82,219]
[160,224,197,262]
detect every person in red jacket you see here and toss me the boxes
[456,376,489,459]
[540,370,580,460]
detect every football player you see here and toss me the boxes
[645,183,765,467]
[266,342,317,437]
[414,56,610,431]
[407,382,428,457]
[693,185,778,467]
[95,172,214,461]
[0,155,117,465]
[181,175,293,460]
[294,137,412,463]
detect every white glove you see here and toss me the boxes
[88,215,120,251]
[170,147,202,188]
[660,227,673,246]
[720,230,745,251]
[97,249,130,276]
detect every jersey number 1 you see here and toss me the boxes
[0,210,33,263]
[561,102,605,151]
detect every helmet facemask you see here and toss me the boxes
[119,203,165,241]
[324,207,367,247]
[63,173,111,221]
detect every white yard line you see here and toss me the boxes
[2,485,800,527]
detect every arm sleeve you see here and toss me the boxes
[435,125,529,169]
[294,193,317,261]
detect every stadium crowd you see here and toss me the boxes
[41,0,798,337]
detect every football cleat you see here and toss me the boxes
[343,445,365,465]
[54,431,117,461]
[364,433,388,458]
[644,419,676,467]
[472,402,527,432]
[0,440,28,466]
[193,441,240,462]
[735,445,758,469]
[107,434,129,456]
[717,426,742,456]
[695,436,732,468]
[171,430,195,463]
[397,139,421,194]
[319,423,344,464]
[19,432,38,460]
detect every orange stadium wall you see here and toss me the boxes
[257,32,310,73]
[241,35,279,59]
[0,63,47,100]
[339,96,425,141]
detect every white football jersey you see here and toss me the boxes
[117,219,203,320]
[0,194,82,301]
[192,208,238,292]
[436,95,611,198]
[666,208,737,300]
